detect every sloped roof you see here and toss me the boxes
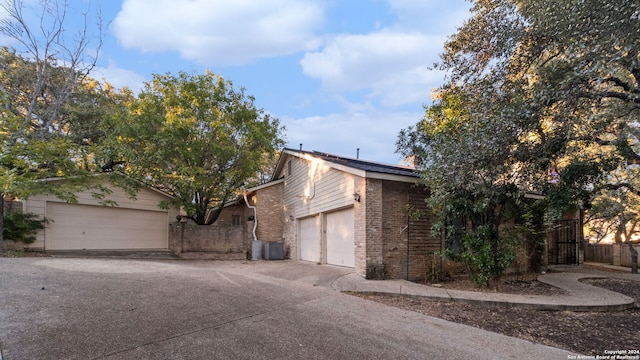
[273,148,420,182]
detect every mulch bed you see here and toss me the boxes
[350,275,640,356]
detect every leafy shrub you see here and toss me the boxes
[3,211,48,244]
[441,225,517,287]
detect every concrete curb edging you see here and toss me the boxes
[333,271,637,312]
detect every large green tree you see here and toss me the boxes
[0,48,122,245]
[398,0,640,275]
[110,71,284,225]
[0,0,102,250]
[0,0,105,247]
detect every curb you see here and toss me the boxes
[337,272,637,312]
[346,291,636,312]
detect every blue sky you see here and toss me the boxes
[5,0,472,164]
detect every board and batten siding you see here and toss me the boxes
[283,157,355,219]
[25,182,177,249]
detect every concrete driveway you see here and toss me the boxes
[0,258,574,360]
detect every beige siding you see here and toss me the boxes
[24,181,177,250]
[283,157,354,219]
[280,155,360,264]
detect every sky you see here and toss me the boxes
[4,0,472,165]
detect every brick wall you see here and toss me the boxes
[377,182,459,281]
[254,182,284,242]
[381,181,409,279]
[364,178,384,278]
[353,176,367,276]
[169,202,249,255]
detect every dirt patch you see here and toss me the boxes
[350,275,640,356]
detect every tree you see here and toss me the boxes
[110,71,284,225]
[584,171,640,273]
[398,89,543,287]
[398,0,640,276]
[0,0,105,247]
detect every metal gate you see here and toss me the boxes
[549,219,579,265]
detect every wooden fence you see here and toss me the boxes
[584,243,613,264]
[620,245,640,267]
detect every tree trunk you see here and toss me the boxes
[629,242,638,274]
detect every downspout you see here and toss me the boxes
[244,192,261,260]
[243,192,258,242]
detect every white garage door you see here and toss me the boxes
[326,208,355,268]
[299,215,320,263]
[45,202,168,250]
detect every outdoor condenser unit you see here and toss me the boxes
[263,242,285,260]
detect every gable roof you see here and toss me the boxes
[273,148,420,183]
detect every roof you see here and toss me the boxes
[273,148,420,182]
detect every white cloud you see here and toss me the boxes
[113,0,324,66]
[91,62,146,93]
[300,30,444,106]
[298,0,471,108]
[281,108,421,164]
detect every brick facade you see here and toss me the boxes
[252,182,284,243]
[363,178,384,278]
[353,176,367,276]
[248,149,547,281]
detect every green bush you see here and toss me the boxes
[3,211,48,244]
[441,225,517,287]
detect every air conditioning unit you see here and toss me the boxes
[263,242,284,260]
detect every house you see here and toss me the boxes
[17,180,179,251]
[245,148,459,280]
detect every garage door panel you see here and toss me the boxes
[326,208,355,268]
[299,216,320,263]
[45,203,168,250]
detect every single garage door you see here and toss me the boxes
[299,215,320,263]
[45,202,168,250]
[326,208,355,268]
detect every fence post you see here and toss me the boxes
[612,244,621,266]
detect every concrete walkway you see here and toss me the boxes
[331,263,639,311]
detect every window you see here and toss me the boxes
[287,160,292,176]
[232,215,242,226]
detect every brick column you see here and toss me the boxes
[353,176,367,276]
[364,178,384,279]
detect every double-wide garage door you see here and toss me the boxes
[45,202,168,250]
[299,208,354,268]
